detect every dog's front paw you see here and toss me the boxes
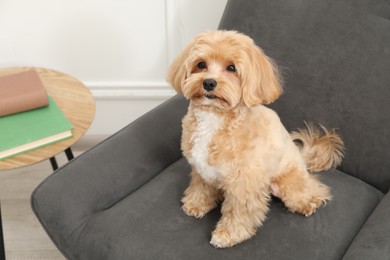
[182,204,209,218]
[210,230,233,248]
[210,225,253,248]
[181,190,219,218]
[181,177,221,218]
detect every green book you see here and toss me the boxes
[0,97,73,160]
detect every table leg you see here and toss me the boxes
[49,157,59,171]
[0,206,5,260]
[64,147,74,161]
[49,147,74,171]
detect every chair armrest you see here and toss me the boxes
[343,191,390,260]
[31,95,188,249]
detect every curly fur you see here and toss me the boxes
[167,30,344,248]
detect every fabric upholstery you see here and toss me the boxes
[219,0,390,192]
[343,192,390,259]
[33,154,383,259]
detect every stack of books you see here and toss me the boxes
[0,70,73,160]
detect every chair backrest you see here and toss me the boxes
[219,0,390,192]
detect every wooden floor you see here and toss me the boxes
[0,151,85,259]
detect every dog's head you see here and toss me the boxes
[167,30,282,109]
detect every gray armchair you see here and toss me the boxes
[32,0,390,259]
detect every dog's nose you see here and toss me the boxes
[203,79,217,91]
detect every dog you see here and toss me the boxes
[167,30,344,248]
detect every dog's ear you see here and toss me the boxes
[241,45,283,107]
[167,45,193,94]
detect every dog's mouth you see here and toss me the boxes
[191,91,230,108]
[204,93,218,99]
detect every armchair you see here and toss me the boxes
[32,0,390,259]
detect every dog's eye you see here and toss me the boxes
[227,65,236,72]
[197,61,207,69]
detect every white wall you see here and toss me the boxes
[0,0,227,142]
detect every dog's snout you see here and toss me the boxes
[203,79,217,91]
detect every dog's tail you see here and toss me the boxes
[291,122,345,172]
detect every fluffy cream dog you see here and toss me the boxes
[167,30,344,248]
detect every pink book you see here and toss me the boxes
[0,70,49,117]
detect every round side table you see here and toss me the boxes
[0,67,95,170]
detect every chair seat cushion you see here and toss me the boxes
[60,158,383,260]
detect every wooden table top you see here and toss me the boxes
[0,67,95,170]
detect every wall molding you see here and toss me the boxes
[85,1,181,101]
[85,0,183,100]
[86,82,176,100]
